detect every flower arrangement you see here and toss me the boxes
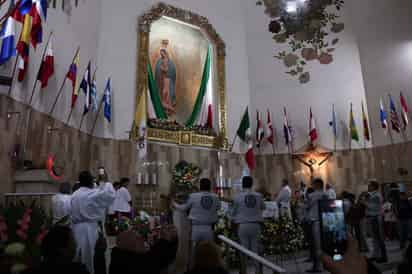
[172,161,201,193]
[256,0,345,83]
[0,202,51,273]
[261,217,305,255]
[213,213,240,268]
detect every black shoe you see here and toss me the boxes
[376,258,388,264]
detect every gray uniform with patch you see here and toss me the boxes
[175,191,221,245]
[232,190,265,255]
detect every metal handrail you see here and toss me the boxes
[4,192,57,197]
[218,235,286,274]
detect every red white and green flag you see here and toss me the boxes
[400,92,409,130]
[309,108,318,144]
[237,107,255,170]
[256,110,264,148]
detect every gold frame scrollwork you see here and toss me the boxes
[132,2,228,150]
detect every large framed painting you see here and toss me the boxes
[132,3,228,150]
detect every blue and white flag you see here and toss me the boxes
[80,61,91,115]
[90,73,98,112]
[103,78,111,122]
[379,98,388,132]
[0,17,17,65]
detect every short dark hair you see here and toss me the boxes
[59,182,71,195]
[199,178,212,191]
[242,176,253,189]
[120,177,130,185]
[41,226,75,261]
[282,179,289,186]
[369,180,379,190]
[78,171,94,188]
[312,178,324,189]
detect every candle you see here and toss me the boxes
[145,173,149,185]
[137,173,142,185]
[152,173,157,185]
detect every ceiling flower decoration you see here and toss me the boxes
[256,0,345,83]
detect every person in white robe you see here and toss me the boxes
[51,182,72,224]
[71,171,116,274]
[276,179,292,218]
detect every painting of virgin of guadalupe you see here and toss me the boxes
[155,48,176,116]
[149,17,210,123]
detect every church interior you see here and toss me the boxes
[0,0,411,274]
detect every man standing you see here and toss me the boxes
[365,180,387,263]
[306,178,328,273]
[174,178,221,249]
[232,176,265,272]
[71,171,116,274]
[51,182,72,224]
[276,179,292,218]
[396,191,412,249]
[325,184,337,200]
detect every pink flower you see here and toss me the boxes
[36,230,48,245]
[301,48,318,61]
[20,223,29,231]
[25,208,32,214]
[22,214,31,224]
[16,230,28,240]
[0,222,7,232]
[0,231,8,242]
[318,52,333,64]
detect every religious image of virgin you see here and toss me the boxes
[155,44,177,117]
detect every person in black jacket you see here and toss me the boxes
[185,241,229,274]
[109,225,178,274]
[23,226,89,274]
[396,191,412,249]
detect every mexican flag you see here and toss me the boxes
[349,103,359,141]
[237,107,255,170]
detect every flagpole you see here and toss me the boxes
[27,31,54,106]
[49,46,80,116]
[79,66,98,131]
[230,134,238,152]
[349,103,352,151]
[90,95,105,136]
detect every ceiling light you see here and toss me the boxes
[286,1,297,13]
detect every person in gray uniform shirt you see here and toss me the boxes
[364,180,387,263]
[174,178,221,249]
[306,178,328,273]
[232,176,265,273]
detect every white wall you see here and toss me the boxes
[242,0,369,154]
[96,0,252,147]
[347,0,412,147]
[0,0,103,134]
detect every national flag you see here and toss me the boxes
[361,102,370,141]
[103,78,111,122]
[135,90,147,159]
[309,108,318,144]
[329,104,337,138]
[37,36,53,88]
[256,110,264,148]
[389,94,400,133]
[18,0,33,16]
[349,103,359,141]
[80,61,91,114]
[379,98,388,131]
[16,14,31,82]
[400,92,408,130]
[266,109,274,144]
[66,51,80,108]
[237,107,255,170]
[90,70,98,112]
[0,16,17,65]
[29,0,47,48]
[283,107,292,146]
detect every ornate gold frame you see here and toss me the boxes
[132,3,228,150]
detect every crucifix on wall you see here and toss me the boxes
[292,143,333,180]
